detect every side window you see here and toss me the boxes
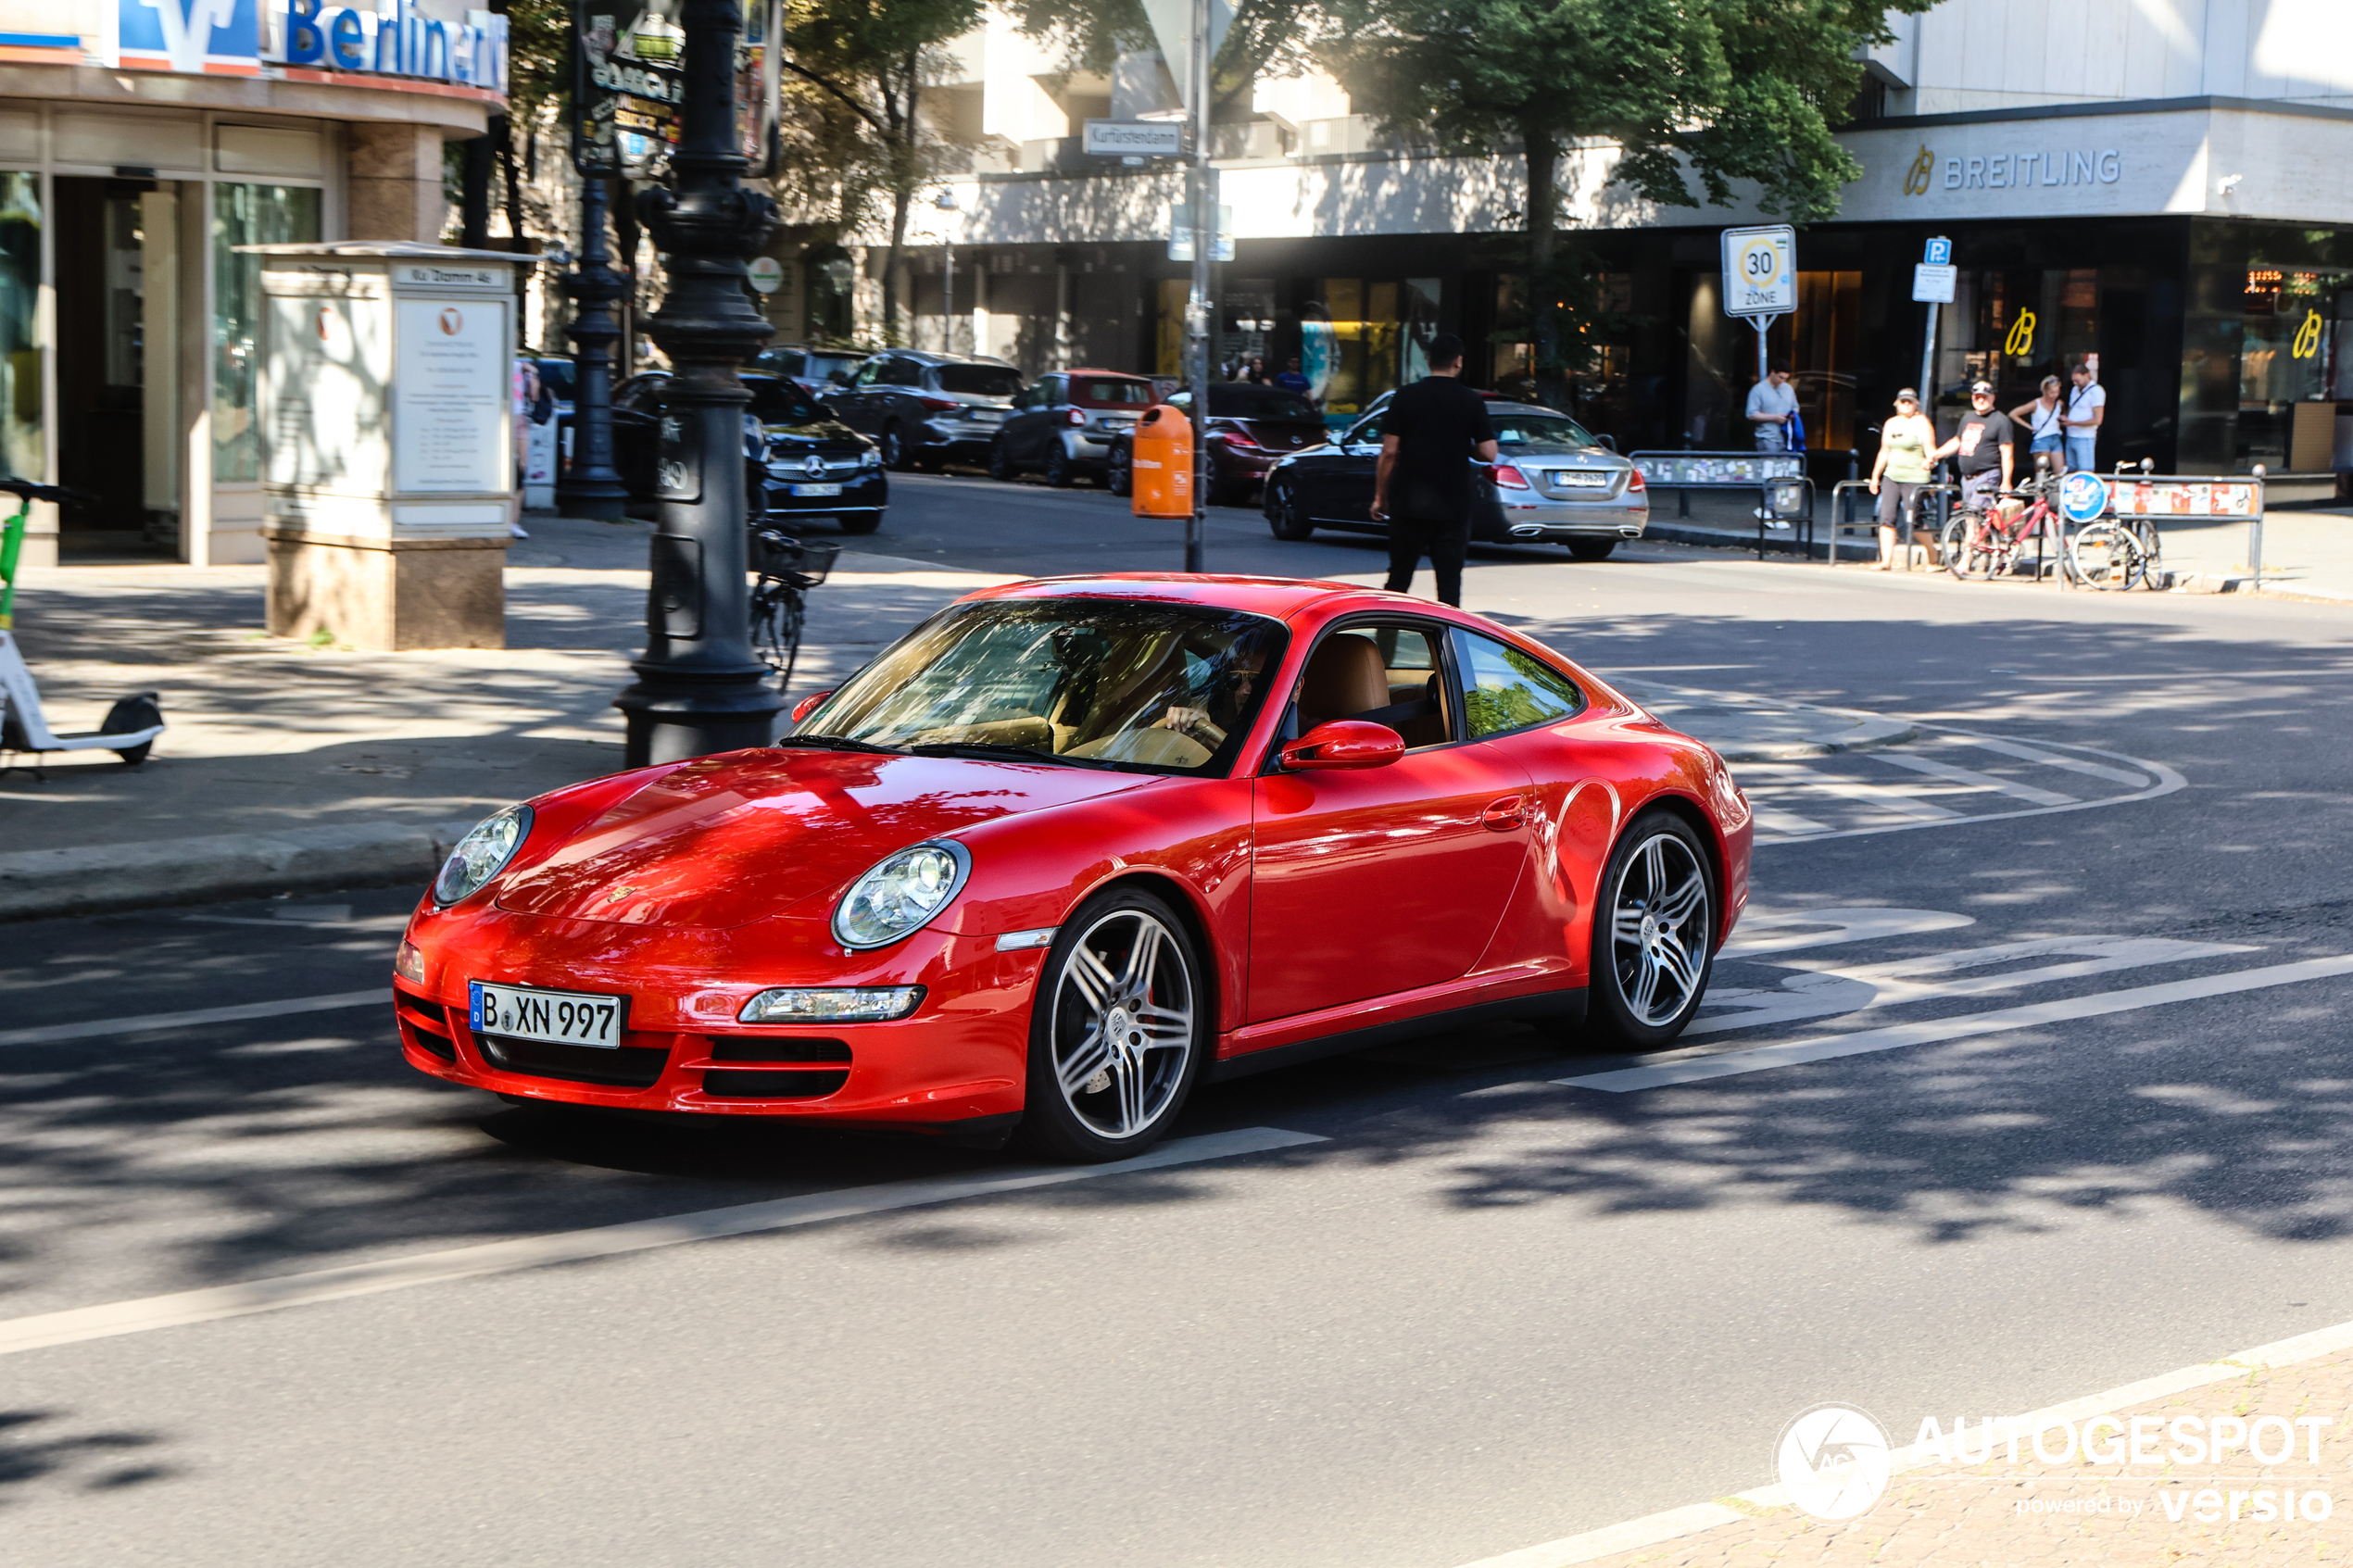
[884,357,925,387]
[1451,630,1585,738]
[1290,622,1453,748]
[1043,374,1067,406]
[852,358,883,387]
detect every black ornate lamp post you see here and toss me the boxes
[556,172,629,520]
[612,0,782,766]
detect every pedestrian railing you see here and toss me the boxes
[1629,451,1814,559]
[1827,479,1959,571]
[2095,462,2268,591]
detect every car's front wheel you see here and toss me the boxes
[1265,481,1314,540]
[1018,887,1206,1162]
[988,438,1017,482]
[1588,811,1717,1050]
[878,423,911,471]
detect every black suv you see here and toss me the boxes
[823,350,1026,470]
[610,371,886,534]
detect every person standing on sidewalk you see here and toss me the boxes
[1371,332,1498,608]
[1746,361,1799,451]
[1935,381,2016,512]
[2011,375,2065,475]
[1868,388,1936,571]
[2063,363,2105,472]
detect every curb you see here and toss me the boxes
[0,818,479,923]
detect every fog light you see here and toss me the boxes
[738,986,925,1022]
[395,941,427,985]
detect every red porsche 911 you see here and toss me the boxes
[394,575,1751,1161]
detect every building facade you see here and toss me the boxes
[0,0,503,567]
[799,0,2353,486]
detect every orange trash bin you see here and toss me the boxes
[1130,403,1193,519]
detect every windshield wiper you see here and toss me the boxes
[907,742,1108,768]
[775,734,901,755]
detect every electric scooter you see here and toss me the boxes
[0,478,165,767]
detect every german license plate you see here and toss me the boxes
[1554,470,1609,488]
[470,981,626,1049]
[967,409,1001,422]
[790,483,843,496]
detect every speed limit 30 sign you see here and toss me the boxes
[1721,224,1795,320]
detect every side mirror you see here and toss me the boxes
[1593,433,1617,453]
[1279,720,1404,771]
[790,690,834,724]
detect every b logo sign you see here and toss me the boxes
[1903,144,1935,196]
[2004,310,2037,357]
[2293,309,2322,359]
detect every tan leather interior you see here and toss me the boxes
[1297,635,1390,730]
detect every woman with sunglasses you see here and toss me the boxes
[1868,388,1938,570]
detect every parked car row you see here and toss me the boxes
[577,343,1646,557]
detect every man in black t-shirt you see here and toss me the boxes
[1372,334,1499,607]
[1934,380,2016,510]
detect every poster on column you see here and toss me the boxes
[393,298,509,494]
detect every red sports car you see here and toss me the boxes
[394,576,1752,1160]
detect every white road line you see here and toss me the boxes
[0,990,389,1049]
[1938,732,2150,789]
[1752,738,2183,846]
[1739,763,1963,822]
[1445,1313,2353,1568]
[1744,802,1832,836]
[1557,953,2353,1092]
[1869,749,2079,807]
[0,1126,1325,1358]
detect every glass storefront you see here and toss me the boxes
[212,182,322,483]
[0,173,38,486]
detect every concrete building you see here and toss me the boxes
[790,0,2353,484]
[0,0,504,567]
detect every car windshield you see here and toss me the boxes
[938,364,1024,398]
[1491,414,1596,448]
[1209,385,1320,420]
[804,598,1289,775]
[747,377,827,424]
[807,353,862,382]
[535,359,575,400]
[1077,379,1152,406]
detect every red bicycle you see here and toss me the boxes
[1941,470,2063,580]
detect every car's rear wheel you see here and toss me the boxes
[1018,888,1206,1162]
[1107,445,1133,497]
[1266,481,1313,540]
[1043,442,1076,488]
[1588,811,1716,1050]
[988,438,1017,482]
[1567,537,1617,561]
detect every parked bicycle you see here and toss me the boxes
[1941,468,2064,581]
[749,526,840,694]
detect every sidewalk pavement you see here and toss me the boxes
[1500,1323,2353,1567]
[0,516,1905,920]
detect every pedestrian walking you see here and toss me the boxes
[1746,360,1799,452]
[510,357,549,540]
[2010,375,2065,474]
[1934,380,2015,512]
[1370,332,1498,608]
[1868,387,1936,571]
[2063,363,2104,472]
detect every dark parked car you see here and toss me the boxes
[822,349,1025,471]
[1260,400,1647,560]
[751,344,871,398]
[1104,383,1328,504]
[610,371,887,535]
[988,369,1155,486]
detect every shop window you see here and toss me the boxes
[1791,270,1859,453]
[0,173,37,487]
[804,245,855,344]
[212,182,321,483]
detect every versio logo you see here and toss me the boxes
[1903,144,1935,196]
[1776,1404,1893,1521]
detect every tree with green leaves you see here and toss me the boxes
[1323,0,1932,396]
[777,0,987,339]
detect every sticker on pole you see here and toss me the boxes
[1721,225,1795,319]
[2060,470,2111,523]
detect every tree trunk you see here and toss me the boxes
[1521,118,1561,406]
[883,184,911,345]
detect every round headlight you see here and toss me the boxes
[833,840,971,950]
[433,805,532,907]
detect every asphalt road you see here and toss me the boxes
[9,476,2353,1564]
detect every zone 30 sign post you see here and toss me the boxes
[1721,225,1795,392]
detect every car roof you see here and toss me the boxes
[1065,368,1150,379]
[1488,402,1580,418]
[962,573,1490,626]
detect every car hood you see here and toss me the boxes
[494,748,1151,929]
[763,418,865,449]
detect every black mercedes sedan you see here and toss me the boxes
[611,372,887,535]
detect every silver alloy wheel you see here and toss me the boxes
[1049,908,1194,1140]
[1609,832,1710,1027]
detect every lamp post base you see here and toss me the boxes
[615,669,784,769]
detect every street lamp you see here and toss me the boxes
[1184,0,1212,573]
[611,0,783,767]
[935,187,959,354]
[557,173,630,520]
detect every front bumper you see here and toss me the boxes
[395,907,1036,1125]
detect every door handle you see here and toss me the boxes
[1481,795,1526,831]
